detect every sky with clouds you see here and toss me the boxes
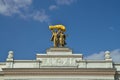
[0,0,120,62]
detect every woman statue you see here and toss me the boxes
[59,31,66,47]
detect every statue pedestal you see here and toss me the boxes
[46,47,72,55]
[36,47,83,68]
[6,58,13,61]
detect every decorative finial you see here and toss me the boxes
[7,51,14,59]
[105,51,111,60]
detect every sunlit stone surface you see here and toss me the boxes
[0,49,120,80]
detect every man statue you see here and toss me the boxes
[50,30,59,47]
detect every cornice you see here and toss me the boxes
[2,68,116,76]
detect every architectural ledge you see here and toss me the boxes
[2,68,116,76]
[36,54,83,58]
[0,71,4,76]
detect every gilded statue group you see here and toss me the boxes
[49,25,67,47]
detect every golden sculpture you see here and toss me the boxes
[49,25,66,31]
[59,31,66,47]
[49,25,66,47]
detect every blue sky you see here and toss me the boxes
[0,0,120,62]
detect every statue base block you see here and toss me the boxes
[46,47,72,55]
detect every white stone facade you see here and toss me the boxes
[0,48,120,80]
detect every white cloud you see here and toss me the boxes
[110,49,120,63]
[20,10,50,23]
[49,0,77,11]
[32,10,50,23]
[49,5,58,11]
[0,0,32,16]
[0,0,50,23]
[85,49,120,63]
[0,0,77,23]
[85,51,104,60]
[56,0,77,5]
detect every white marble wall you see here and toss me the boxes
[3,75,115,80]
[0,62,6,71]
[36,54,113,68]
[5,59,113,69]
[114,63,120,71]
[84,60,113,68]
[40,58,77,67]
